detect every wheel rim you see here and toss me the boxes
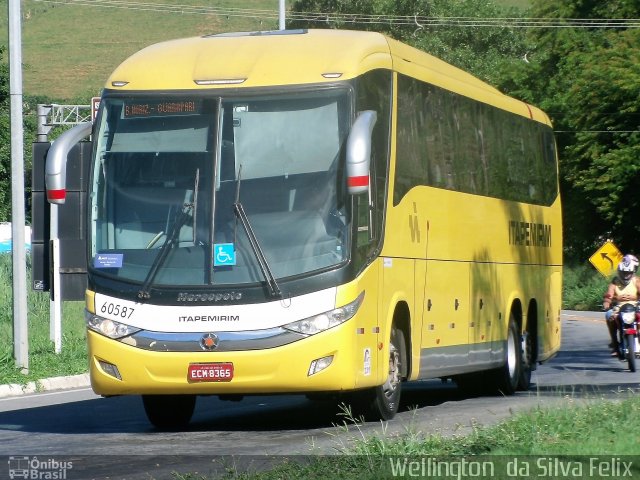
[521,332,532,370]
[506,327,517,379]
[382,342,401,399]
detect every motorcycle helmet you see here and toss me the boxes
[617,254,639,284]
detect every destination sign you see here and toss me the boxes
[123,100,201,118]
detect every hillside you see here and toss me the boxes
[0,0,279,100]
[1,0,529,102]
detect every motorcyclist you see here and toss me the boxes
[602,254,640,355]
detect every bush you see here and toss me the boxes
[563,263,610,310]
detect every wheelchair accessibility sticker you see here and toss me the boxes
[214,243,236,267]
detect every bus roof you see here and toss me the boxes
[106,29,550,125]
[107,29,391,90]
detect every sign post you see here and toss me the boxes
[589,241,624,278]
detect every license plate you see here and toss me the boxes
[188,362,234,382]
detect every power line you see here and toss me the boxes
[34,0,279,19]
[555,130,640,134]
[289,14,640,29]
[33,0,640,28]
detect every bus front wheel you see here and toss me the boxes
[142,394,196,429]
[349,327,404,421]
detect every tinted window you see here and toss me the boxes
[395,74,558,206]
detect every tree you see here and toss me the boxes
[0,46,39,224]
[504,1,640,260]
[562,29,640,257]
[289,0,528,86]
[0,45,11,222]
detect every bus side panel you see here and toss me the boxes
[420,259,470,377]
[337,260,386,390]
[379,256,415,384]
[379,188,428,380]
[382,186,561,379]
[469,261,501,367]
[411,259,426,380]
[540,268,562,361]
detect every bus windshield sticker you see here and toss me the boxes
[364,348,372,376]
[214,243,236,267]
[94,253,124,269]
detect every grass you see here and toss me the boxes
[0,0,531,102]
[171,395,640,479]
[0,0,289,101]
[330,393,640,458]
[0,253,87,385]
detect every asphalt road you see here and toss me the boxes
[0,311,638,479]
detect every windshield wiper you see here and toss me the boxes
[137,169,199,300]
[233,166,282,298]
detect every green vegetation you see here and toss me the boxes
[0,254,86,385]
[0,0,530,101]
[290,0,529,87]
[0,0,281,101]
[563,263,610,310]
[503,2,640,261]
[171,395,640,479]
[344,395,640,457]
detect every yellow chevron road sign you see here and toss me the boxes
[589,241,623,278]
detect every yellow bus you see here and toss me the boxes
[46,29,562,428]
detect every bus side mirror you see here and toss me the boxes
[346,110,377,195]
[45,122,92,204]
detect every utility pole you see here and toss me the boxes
[8,0,29,372]
[279,0,285,30]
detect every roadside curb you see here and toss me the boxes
[0,373,90,399]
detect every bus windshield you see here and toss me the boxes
[90,89,352,288]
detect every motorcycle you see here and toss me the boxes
[613,303,640,372]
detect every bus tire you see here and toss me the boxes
[490,315,521,395]
[142,394,196,429]
[352,326,406,421]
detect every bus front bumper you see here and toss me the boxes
[87,325,371,396]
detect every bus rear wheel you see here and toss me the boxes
[142,394,196,429]
[490,316,521,395]
[518,330,533,391]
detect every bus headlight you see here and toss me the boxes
[283,292,364,335]
[85,310,141,339]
